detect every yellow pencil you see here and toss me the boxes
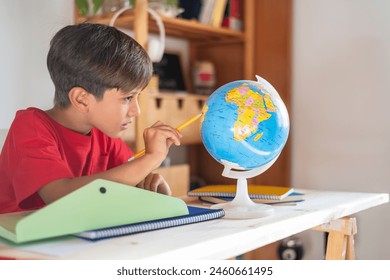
[130,113,203,160]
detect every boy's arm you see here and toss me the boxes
[38,121,181,204]
[38,154,163,203]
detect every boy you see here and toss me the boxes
[0,23,182,214]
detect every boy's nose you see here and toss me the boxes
[128,100,140,117]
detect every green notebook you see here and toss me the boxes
[0,179,190,243]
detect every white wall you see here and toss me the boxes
[0,0,73,129]
[292,0,390,259]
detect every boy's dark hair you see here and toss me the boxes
[47,23,153,108]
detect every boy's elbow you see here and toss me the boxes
[37,178,77,204]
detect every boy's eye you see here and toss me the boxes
[124,96,134,103]
[123,92,140,103]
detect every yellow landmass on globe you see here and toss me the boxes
[254,132,263,141]
[263,94,277,112]
[226,84,276,141]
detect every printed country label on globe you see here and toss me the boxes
[200,76,290,170]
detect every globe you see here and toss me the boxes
[200,75,290,172]
[199,75,290,218]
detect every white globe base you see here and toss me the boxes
[211,177,274,219]
[211,157,280,219]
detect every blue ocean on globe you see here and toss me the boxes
[200,76,290,170]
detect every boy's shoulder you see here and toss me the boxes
[11,107,54,134]
[14,107,49,122]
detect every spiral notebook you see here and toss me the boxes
[188,185,294,200]
[74,206,225,241]
[199,191,305,205]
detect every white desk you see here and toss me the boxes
[0,189,388,260]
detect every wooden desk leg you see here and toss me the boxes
[346,234,356,260]
[312,217,357,260]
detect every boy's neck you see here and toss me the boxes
[46,106,92,135]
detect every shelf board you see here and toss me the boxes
[162,17,244,42]
[76,15,244,44]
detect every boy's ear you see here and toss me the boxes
[68,87,93,112]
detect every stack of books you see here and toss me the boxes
[0,179,226,243]
[188,185,304,205]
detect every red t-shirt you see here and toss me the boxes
[0,107,134,213]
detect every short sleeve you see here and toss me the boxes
[10,114,73,209]
[107,137,134,169]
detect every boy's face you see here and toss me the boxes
[87,88,141,138]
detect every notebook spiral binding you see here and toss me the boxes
[189,191,282,200]
[75,207,225,241]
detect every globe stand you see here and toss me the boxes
[210,157,279,219]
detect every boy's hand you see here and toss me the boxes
[143,121,182,162]
[136,173,172,196]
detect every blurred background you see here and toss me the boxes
[0,0,389,259]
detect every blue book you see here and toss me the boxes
[74,206,225,241]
